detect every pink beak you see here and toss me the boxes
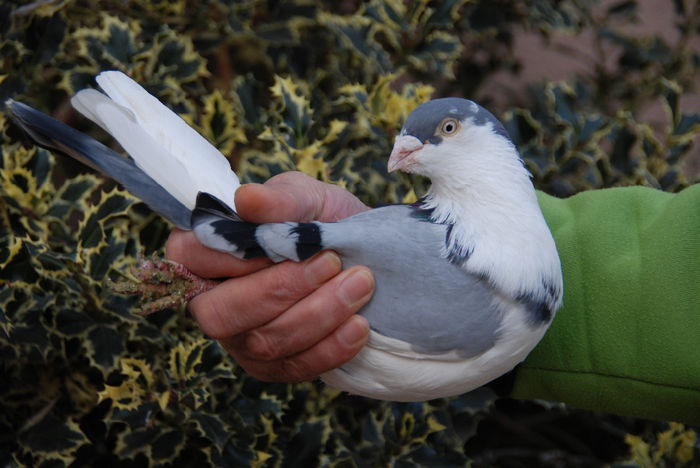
[387,135,424,173]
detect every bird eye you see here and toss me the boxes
[440,118,459,136]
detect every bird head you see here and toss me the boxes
[388,98,524,191]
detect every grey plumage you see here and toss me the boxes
[192,196,506,356]
[400,98,509,143]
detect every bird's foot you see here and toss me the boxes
[108,254,219,315]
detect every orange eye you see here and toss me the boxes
[440,118,459,135]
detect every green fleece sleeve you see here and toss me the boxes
[511,185,700,424]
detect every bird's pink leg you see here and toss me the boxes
[109,255,219,315]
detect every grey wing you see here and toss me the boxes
[319,205,505,358]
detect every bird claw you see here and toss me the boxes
[108,255,219,315]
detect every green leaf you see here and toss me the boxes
[88,237,125,279]
[117,427,160,457]
[78,211,103,249]
[55,309,96,336]
[88,325,124,368]
[285,418,330,467]
[103,20,139,64]
[19,414,87,452]
[190,413,231,451]
[270,76,314,145]
[0,243,39,283]
[151,429,184,461]
[57,175,99,203]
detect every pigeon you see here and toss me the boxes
[6,71,563,401]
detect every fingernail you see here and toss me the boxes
[305,251,342,285]
[338,316,369,347]
[338,268,374,307]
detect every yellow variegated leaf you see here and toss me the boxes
[271,76,305,103]
[257,126,278,142]
[294,141,328,181]
[675,428,697,463]
[39,418,86,466]
[68,13,142,70]
[369,76,435,131]
[56,65,104,96]
[339,83,369,102]
[77,186,136,250]
[122,358,155,387]
[316,12,373,50]
[157,390,171,412]
[322,119,348,143]
[625,434,652,467]
[401,188,417,204]
[98,382,140,410]
[131,0,185,15]
[252,451,273,468]
[0,237,24,270]
[1,144,37,171]
[399,412,415,440]
[259,415,277,444]
[97,358,156,410]
[270,75,313,140]
[197,89,248,155]
[168,339,208,382]
[12,0,71,17]
[137,27,209,83]
[657,423,696,464]
[0,166,38,205]
[426,416,446,433]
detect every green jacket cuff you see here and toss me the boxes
[511,185,700,424]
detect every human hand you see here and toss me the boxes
[166,171,374,382]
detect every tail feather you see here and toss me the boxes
[5,99,192,229]
[191,192,325,262]
[290,223,323,260]
[191,193,267,259]
[83,71,240,211]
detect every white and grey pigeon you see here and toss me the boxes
[6,71,563,401]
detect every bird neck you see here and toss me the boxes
[420,159,561,310]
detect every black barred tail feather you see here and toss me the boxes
[191,193,266,259]
[290,223,322,260]
[191,192,325,262]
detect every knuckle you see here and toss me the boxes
[281,357,315,383]
[307,283,354,325]
[264,262,314,302]
[244,331,281,361]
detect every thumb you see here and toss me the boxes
[235,171,369,223]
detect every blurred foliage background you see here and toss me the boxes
[1,0,699,466]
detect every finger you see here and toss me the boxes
[236,171,369,223]
[165,228,270,278]
[188,251,343,339]
[236,266,374,362]
[225,314,370,383]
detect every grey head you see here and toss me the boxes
[400,98,510,145]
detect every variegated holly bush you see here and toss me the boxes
[1,1,698,466]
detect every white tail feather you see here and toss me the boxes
[71,71,239,210]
